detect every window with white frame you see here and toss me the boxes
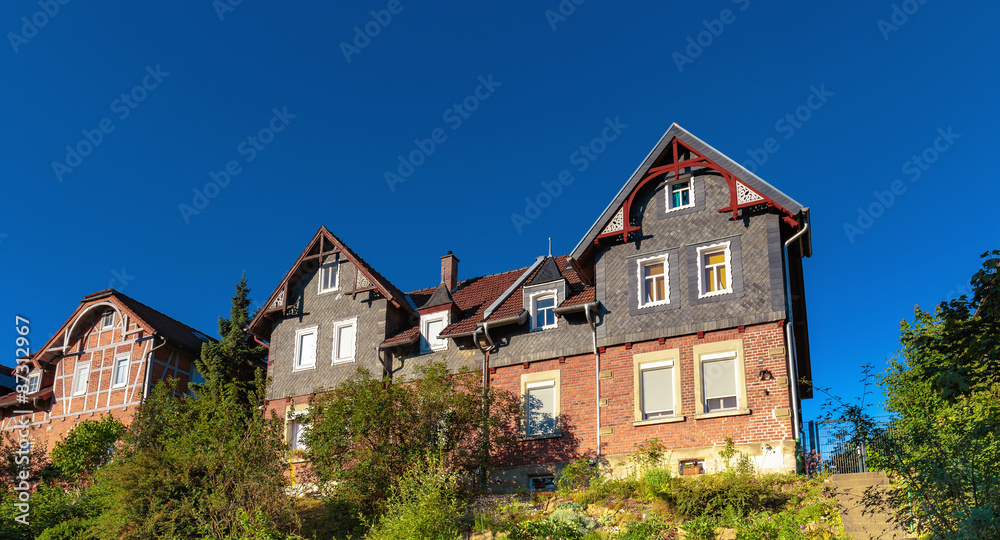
[530,292,557,331]
[666,175,694,211]
[420,313,448,353]
[697,242,732,297]
[701,351,739,412]
[289,418,308,452]
[523,377,559,437]
[112,355,130,388]
[638,255,669,308]
[27,372,41,394]
[318,261,339,294]
[72,363,90,396]
[101,311,115,329]
[293,327,318,371]
[332,319,357,364]
[640,360,675,419]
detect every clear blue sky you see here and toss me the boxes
[2,1,997,425]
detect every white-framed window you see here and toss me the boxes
[101,311,116,329]
[701,351,739,413]
[332,319,357,364]
[530,291,557,331]
[420,313,449,353]
[637,255,669,308]
[289,419,308,452]
[72,363,90,396]
[112,355,130,388]
[640,360,675,420]
[27,372,41,394]
[666,175,694,211]
[697,242,733,298]
[318,262,339,294]
[521,369,561,437]
[293,327,318,371]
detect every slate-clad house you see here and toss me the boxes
[0,289,212,453]
[249,123,812,490]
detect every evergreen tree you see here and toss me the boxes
[194,273,267,401]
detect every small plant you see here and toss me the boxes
[507,518,585,540]
[558,458,596,495]
[630,438,670,474]
[717,436,755,477]
[681,515,718,540]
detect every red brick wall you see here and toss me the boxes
[491,322,793,467]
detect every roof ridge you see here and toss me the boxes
[110,290,213,339]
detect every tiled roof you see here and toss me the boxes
[81,289,214,351]
[380,255,596,347]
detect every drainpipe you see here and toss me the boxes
[143,333,168,399]
[584,303,601,459]
[782,221,809,443]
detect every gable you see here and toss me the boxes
[250,226,416,337]
[569,123,808,270]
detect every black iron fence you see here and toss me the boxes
[804,417,898,475]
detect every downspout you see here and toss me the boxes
[584,303,601,459]
[782,221,809,444]
[143,333,168,399]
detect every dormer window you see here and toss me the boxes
[667,174,694,211]
[101,311,116,329]
[27,372,41,394]
[530,292,557,331]
[318,262,339,294]
[420,313,449,353]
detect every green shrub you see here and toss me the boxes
[575,475,638,504]
[548,509,597,533]
[630,438,670,474]
[364,454,465,540]
[660,474,788,519]
[617,516,674,540]
[37,517,99,540]
[507,518,584,540]
[680,515,718,540]
[50,415,125,482]
[558,459,596,495]
[641,468,675,499]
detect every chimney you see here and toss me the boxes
[441,251,459,291]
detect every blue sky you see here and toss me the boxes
[2,1,997,426]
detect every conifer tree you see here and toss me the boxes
[194,273,267,401]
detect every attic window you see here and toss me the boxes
[101,311,116,329]
[666,173,694,212]
[27,372,41,394]
[530,293,557,331]
[318,261,339,294]
[421,313,448,353]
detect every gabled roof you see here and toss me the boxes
[380,255,596,347]
[570,123,806,262]
[101,290,213,351]
[249,226,417,337]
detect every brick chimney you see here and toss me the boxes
[441,251,459,291]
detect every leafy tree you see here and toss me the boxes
[303,362,520,519]
[877,250,1000,538]
[194,273,267,401]
[49,415,125,483]
[92,376,295,539]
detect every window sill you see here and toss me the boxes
[694,408,751,420]
[332,359,355,365]
[638,301,670,310]
[519,431,562,442]
[292,365,316,373]
[697,290,733,300]
[665,204,695,213]
[632,415,686,427]
[318,289,339,295]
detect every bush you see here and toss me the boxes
[641,468,675,499]
[558,459,596,495]
[364,454,466,540]
[50,415,125,482]
[507,518,584,540]
[617,516,676,540]
[36,518,99,540]
[680,515,718,540]
[659,474,788,519]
